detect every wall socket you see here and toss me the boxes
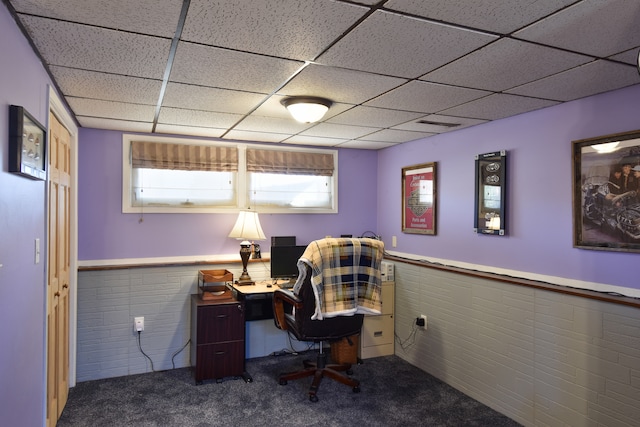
[134,317,144,332]
[419,314,427,329]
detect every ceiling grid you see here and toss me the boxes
[5,0,639,149]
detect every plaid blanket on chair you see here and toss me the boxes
[293,237,384,320]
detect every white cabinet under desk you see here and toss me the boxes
[360,280,394,359]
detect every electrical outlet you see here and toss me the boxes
[420,314,427,329]
[134,317,144,332]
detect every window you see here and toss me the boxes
[122,135,337,213]
[132,168,235,207]
[246,148,335,210]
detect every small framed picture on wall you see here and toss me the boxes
[474,150,507,236]
[402,162,437,235]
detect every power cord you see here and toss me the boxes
[270,333,316,356]
[137,331,155,372]
[394,323,419,351]
[171,339,191,369]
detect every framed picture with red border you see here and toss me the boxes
[402,162,436,235]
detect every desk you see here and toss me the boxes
[232,282,283,321]
[232,283,292,358]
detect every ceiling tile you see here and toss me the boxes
[157,107,242,129]
[18,16,170,78]
[76,117,153,133]
[282,135,349,147]
[233,115,314,134]
[278,64,407,104]
[439,93,559,120]
[365,80,491,113]
[392,114,488,133]
[317,10,497,78]
[66,98,156,121]
[170,42,303,93]
[181,0,368,61]
[420,39,592,91]
[514,0,640,57]
[12,0,183,37]
[223,130,289,143]
[327,105,423,128]
[337,140,400,150]
[357,129,435,143]
[385,0,576,34]
[506,60,640,101]
[299,123,380,139]
[50,66,161,105]
[610,47,640,65]
[154,124,226,138]
[162,82,266,114]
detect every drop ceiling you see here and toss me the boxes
[5,0,640,150]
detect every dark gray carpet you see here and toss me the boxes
[58,354,521,426]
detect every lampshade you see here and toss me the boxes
[281,97,332,123]
[229,210,265,285]
[228,210,266,241]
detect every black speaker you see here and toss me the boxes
[271,236,296,246]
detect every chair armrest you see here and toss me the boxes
[272,289,302,331]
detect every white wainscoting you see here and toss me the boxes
[390,260,640,427]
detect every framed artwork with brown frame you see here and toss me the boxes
[402,162,436,235]
[573,130,640,252]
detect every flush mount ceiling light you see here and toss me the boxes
[281,97,332,123]
[591,141,620,153]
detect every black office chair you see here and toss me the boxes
[272,238,383,402]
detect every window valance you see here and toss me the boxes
[131,141,238,172]
[246,148,334,176]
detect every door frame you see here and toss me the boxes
[46,86,78,389]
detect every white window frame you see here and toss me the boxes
[122,134,338,214]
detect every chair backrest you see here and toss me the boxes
[291,264,364,341]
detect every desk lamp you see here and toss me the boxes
[228,209,265,285]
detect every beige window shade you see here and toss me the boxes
[246,148,334,176]
[131,141,238,172]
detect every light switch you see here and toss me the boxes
[35,238,40,264]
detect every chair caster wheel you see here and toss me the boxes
[309,394,318,402]
[353,386,361,393]
[279,379,287,386]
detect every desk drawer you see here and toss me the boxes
[195,341,244,380]
[196,303,244,343]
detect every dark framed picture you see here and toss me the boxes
[573,130,640,252]
[474,151,507,236]
[8,105,47,180]
[402,162,436,235]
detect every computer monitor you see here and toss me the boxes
[270,245,307,285]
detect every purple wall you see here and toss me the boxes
[77,128,379,260]
[0,5,54,426]
[377,83,640,293]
